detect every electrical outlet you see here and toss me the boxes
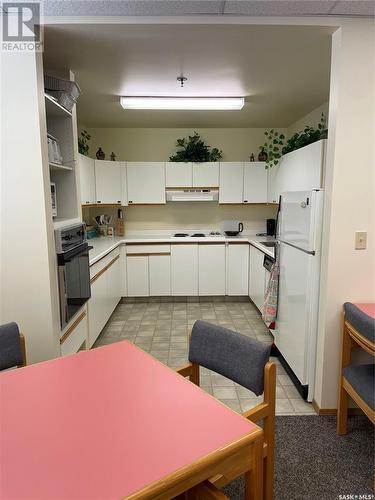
[355,231,367,250]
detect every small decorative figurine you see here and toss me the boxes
[96,147,105,160]
[250,153,255,162]
[110,152,116,161]
[258,147,268,162]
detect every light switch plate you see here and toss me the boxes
[355,231,367,250]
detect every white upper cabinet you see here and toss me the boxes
[219,162,244,204]
[243,162,268,203]
[166,162,192,187]
[198,244,226,295]
[127,162,166,204]
[78,154,96,205]
[193,162,219,187]
[95,160,122,204]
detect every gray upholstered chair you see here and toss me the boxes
[337,303,374,435]
[0,322,27,371]
[177,320,276,500]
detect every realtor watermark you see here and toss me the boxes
[338,495,374,500]
[1,1,43,51]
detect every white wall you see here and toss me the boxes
[0,52,61,363]
[315,19,375,409]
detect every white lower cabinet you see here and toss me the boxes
[226,244,249,295]
[88,249,123,348]
[149,255,171,296]
[126,256,149,297]
[171,244,198,295]
[198,244,226,295]
[249,245,266,311]
[88,269,108,347]
[60,310,87,356]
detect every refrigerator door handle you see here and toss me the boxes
[278,239,316,256]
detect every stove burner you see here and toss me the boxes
[174,233,189,237]
[191,233,205,237]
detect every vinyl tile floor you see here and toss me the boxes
[94,300,316,416]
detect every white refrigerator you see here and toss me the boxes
[275,189,324,402]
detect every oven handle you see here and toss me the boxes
[58,244,93,265]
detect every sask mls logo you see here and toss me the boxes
[1,2,43,51]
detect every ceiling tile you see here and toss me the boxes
[224,1,337,16]
[330,0,375,16]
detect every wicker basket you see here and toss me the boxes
[44,74,81,112]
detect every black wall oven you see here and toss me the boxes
[55,223,92,329]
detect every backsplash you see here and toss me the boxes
[82,203,277,233]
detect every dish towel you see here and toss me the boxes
[262,258,279,328]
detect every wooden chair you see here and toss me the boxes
[337,303,374,435]
[177,320,276,500]
[0,322,27,370]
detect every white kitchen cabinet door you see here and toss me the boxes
[120,163,128,206]
[193,162,219,187]
[249,245,266,311]
[149,255,171,295]
[171,244,198,295]
[88,271,108,347]
[219,162,244,204]
[198,244,226,295]
[95,160,122,204]
[78,154,96,205]
[166,162,192,187]
[127,162,166,204]
[267,165,280,204]
[243,162,268,203]
[226,244,249,295]
[106,256,123,313]
[126,256,149,296]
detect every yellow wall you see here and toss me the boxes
[287,102,329,137]
[81,127,285,162]
[83,203,278,232]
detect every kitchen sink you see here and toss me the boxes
[260,241,277,247]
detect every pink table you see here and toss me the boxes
[355,303,375,319]
[1,341,263,499]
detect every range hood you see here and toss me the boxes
[166,189,219,202]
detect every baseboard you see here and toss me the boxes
[312,399,365,416]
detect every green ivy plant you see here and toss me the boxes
[260,129,285,169]
[282,113,327,156]
[169,132,223,162]
[260,113,327,169]
[78,130,91,156]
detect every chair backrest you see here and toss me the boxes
[189,320,271,396]
[0,322,24,370]
[344,302,375,345]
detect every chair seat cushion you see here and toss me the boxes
[343,364,375,410]
[344,302,375,344]
[0,322,22,371]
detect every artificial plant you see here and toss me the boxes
[169,132,223,162]
[281,113,327,156]
[78,129,91,156]
[259,129,285,169]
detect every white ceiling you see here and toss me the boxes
[44,24,333,128]
[42,0,375,17]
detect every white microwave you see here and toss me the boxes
[50,182,57,217]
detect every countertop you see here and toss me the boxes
[88,232,276,265]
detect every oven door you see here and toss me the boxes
[58,243,92,329]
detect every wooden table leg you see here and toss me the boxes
[244,438,264,500]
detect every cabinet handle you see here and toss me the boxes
[86,201,90,204]
[244,200,248,203]
[97,200,101,203]
[117,200,121,204]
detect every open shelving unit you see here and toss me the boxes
[44,81,80,225]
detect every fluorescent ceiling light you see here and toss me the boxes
[120,97,244,110]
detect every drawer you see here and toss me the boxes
[126,244,171,255]
[90,246,120,279]
[60,311,87,357]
